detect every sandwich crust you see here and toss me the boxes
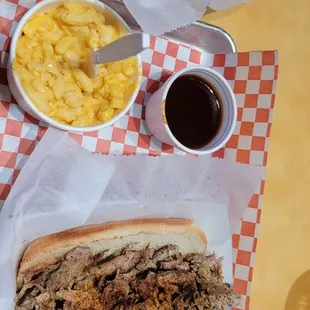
[18,218,207,279]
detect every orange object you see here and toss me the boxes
[203,0,310,309]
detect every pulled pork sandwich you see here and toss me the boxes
[15,219,240,310]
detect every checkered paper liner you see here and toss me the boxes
[0,0,278,309]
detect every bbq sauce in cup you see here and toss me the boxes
[165,75,222,149]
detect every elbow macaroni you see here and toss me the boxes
[13,2,139,127]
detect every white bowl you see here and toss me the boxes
[7,0,142,133]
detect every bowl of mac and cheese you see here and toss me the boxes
[7,0,142,132]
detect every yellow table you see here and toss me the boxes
[203,0,310,309]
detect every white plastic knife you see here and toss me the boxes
[91,32,150,65]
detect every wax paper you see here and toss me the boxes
[123,0,250,34]
[0,128,263,309]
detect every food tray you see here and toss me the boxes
[102,0,237,54]
[0,1,278,309]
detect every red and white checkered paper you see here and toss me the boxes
[0,1,278,309]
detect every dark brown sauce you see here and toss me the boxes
[165,75,222,149]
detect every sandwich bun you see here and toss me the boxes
[18,218,207,280]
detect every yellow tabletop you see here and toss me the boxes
[203,0,310,309]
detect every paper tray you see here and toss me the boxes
[102,0,237,54]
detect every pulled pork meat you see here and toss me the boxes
[15,245,240,310]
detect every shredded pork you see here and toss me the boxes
[15,245,240,310]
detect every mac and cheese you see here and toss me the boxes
[13,2,139,127]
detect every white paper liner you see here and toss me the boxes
[123,0,250,35]
[209,0,249,10]
[0,128,263,309]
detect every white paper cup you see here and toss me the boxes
[145,66,237,155]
